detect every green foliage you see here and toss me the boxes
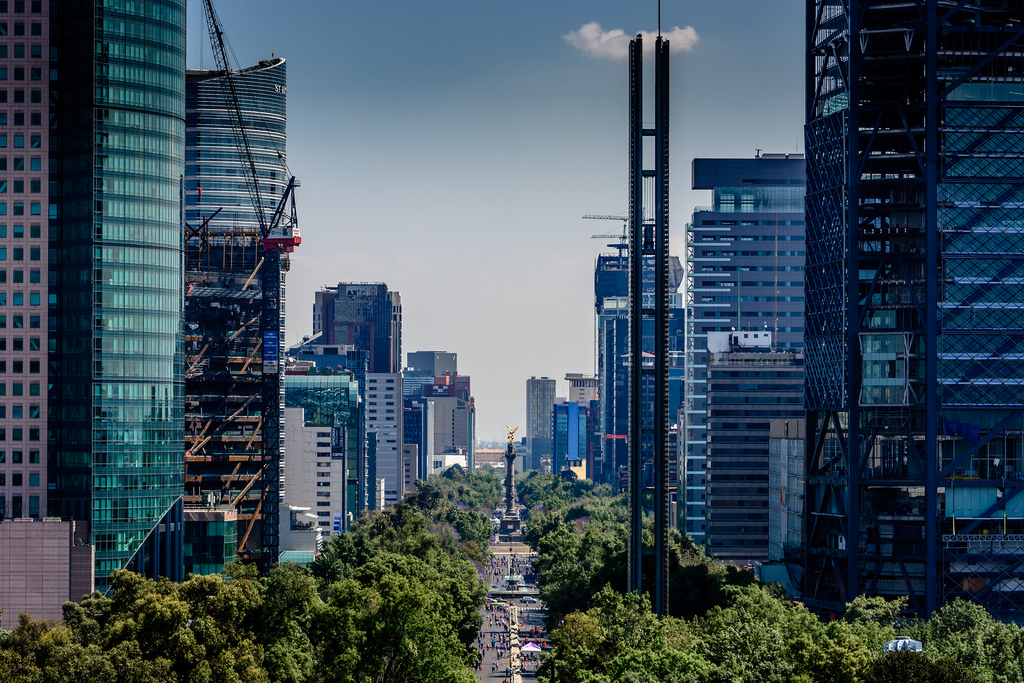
[0,481,490,683]
[864,650,980,683]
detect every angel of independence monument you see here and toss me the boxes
[500,425,522,536]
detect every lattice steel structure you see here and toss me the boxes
[627,34,671,616]
[805,0,1024,617]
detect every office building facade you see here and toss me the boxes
[283,372,361,533]
[366,373,402,505]
[552,402,588,478]
[525,376,556,472]
[805,1,1024,617]
[704,332,804,562]
[314,283,401,374]
[45,0,187,589]
[183,57,288,566]
[684,154,806,544]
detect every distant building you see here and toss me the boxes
[279,504,322,565]
[407,351,457,378]
[704,331,804,562]
[366,373,403,505]
[684,153,806,543]
[0,520,93,627]
[526,377,557,472]
[552,402,588,479]
[184,507,238,577]
[768,419,804,583]
[283,373,362,533]
[314,284,402,374]
[403,353,475,474]
[565,374,598,403]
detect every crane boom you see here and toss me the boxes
[201,0,300,573]
[202,0,268,237]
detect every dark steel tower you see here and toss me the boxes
[805,0,1024,618]
[627,34,671,616]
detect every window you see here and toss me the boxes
[28,448,36,461]
[28,113,37,126]
[28,360,37,374]
[28,225,37,238]
[13,67,22,80]
[29,89,37,103]
[12,203,21,216]
[11,382,20,395]
[13,428,24,441]
[12,180,21,193]
[29,247,38,260]
[30,45,39,58]
[29,157,38,170]
[12,247,22,260]
[8,338,15,350]
[29,68,38,81]
[28,382,37,395]
[28,293,37,306]
[11,135,20,148]
[12,361,21,373]
[27,406,36,419]
[28,336,37,350]
[12,450,20,463]
[29,495,38,518]
[28,315,37,328]
[29,22,38,36]
[12,90,21,103]
[12,293,21,305]
[13,157,22,170]
[29,135,38,148]
[28,473,37,486]
[0,451,4,463]
[27,427,36,440]
[12,473,21,486]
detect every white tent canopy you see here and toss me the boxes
[883,637,923,652]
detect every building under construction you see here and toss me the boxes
[183,57,294,568]
[805,1,1024,617]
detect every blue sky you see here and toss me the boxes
[187,1,805,441]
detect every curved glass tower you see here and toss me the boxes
[185,58,287,228]
[49,0,186,590]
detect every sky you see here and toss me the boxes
[185,0,806,443]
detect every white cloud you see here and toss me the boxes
[563,22,699,60]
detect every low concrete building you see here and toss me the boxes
[0,519,93,627]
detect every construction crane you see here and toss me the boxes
[203,0,300,573]
[584,213,628,248]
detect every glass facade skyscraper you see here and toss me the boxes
[46,0,187,589]
[805,1,1024,618]
[185,58,287,228]
[684,154,806,544]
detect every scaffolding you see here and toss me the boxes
[184,219,289,567]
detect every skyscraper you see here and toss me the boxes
[314,283,401,374]
[183,57,289,566]
[704,331,803,562]
[525,376,556,472]
[684,154,806,544]
[46,0,187,589]
[805,1,1024,617]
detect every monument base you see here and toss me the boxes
[500,514,521,534]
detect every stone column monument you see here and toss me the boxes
[500,425,521,534]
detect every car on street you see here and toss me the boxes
[521,596,538,603]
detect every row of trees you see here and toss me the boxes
[524,472,1024,683]
[0,474,494,683]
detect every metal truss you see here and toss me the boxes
[627,34,671,617]
[805,0,1024,618]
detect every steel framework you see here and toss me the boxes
[805,0,1024,618]
[627,34,671,616]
